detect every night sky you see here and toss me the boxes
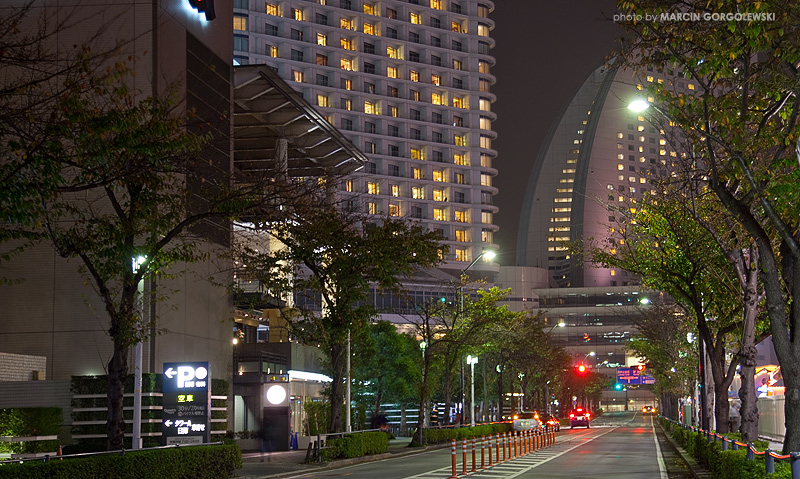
[489,1,621,265]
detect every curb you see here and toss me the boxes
[657,422,713,479]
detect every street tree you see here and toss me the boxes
[616,0,800,451]
[237,201,443,433]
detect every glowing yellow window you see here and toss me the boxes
[341,58,353,70]
[432,74,441,86]
[412,187,424,199]
[269,45,278,57]
[292,8,304,21]
[453,97,465,109]
[454,211,466,223]
[266,4,278,15]
[391,185,399,197]
[451,21,462,32]
[410,70,419,82]
[688,83,695,90]
[345,180,353,192]
[455,248,468,261]
[389,204,400,216]
[618,164,624,170]
[387,46,399,59]
[364,101,377,114]
[431,0,443,9]
[364,23,377,35]
[341,18,354,30]
[342,79,351,90]
[233,16,247,30]
[412,168,422,179]
[341,38,354,50]
[454,154,467,166]
[387,66,398,78]
[367,182,379,194]
[433,208,446,221]
[432,93,443,105]
[433,190,444,201]
[368,202,378,214]
[316,94,328,107]
[410,13,421,24]
[317,33,327,45]
[455,230,467,242]
[410,148,424,160]
[363,3,376,15]
[454,135,466,147]
[432,170,444,182]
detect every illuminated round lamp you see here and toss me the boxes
[627,99,651,112]
[266,384,287,405]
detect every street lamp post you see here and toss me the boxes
[467,355,478,425]
[544,322,564,415]
[458,249,495,425]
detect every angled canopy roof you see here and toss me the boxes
[233,65,366,178]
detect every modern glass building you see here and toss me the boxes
[233,0,499,278]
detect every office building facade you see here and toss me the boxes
[233,0,499,277]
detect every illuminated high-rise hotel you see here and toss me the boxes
[234,0,499,277]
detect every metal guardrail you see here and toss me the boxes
[0,441,226,465]
[663,417,800,477]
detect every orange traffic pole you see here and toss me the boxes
[502,433,506,461]
[495,433,500,463]
[514,431,518,457]
[462,438,467,475]
[449,440,457,479]
[480,435,485,469]
[487,434,493,466]
[471,436,476,472]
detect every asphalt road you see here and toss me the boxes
[268,411,693,479]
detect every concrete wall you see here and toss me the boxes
[0,353,47,381]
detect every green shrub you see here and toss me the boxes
[412,423,513,446]
[322,431,388,460]
[0,407,63,454]
[0,443,241,479]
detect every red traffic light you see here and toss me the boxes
[575,364,587,375]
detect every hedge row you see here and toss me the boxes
[0,443,242,479]
[0,408,63,454]
[660,418,791,479]
[413,423,513,446]
[322,432,389,460]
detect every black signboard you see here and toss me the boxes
[162,362,211,445]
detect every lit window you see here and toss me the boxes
[454,135,466,146]
[341,38,354,50]
[434,208,446,221]
[410,12,421,24]
[364,101,378,114]
[411,148,424,160]
[340,58,353,70]
[554,197,571,203]
[391,184,399,197]
[317,33,327,45]
[688,83,695,90]
[292,70,304,82]
[478,61,490,74]
[618,164,624,171]
[345,180,353,192]
[233,15,247,30]
[477,23,489,36]
[410,70,420,82]
[363,3,376,15]
[432,170,444,182]
[455,230,467,242]
[364,23,377,35]
[291,8,304,21]
[640,177,647,184]
[432,74,441,86]
[456,248,468,261]
[413,168,422,179]
[389,105,398,117]
[389,204,400,216]
[562,168,576,174]
[266,4,278,15]
[387,66,398,78]
[367,182,379,194]
[479,134,491,148]
[269,45,277,57]
[342,78,352,90]
[454,210,466,223]
[433,189,444,201]
[479,99,491,111]
[316,94,328,107]
[368,202,378,215]
[387,46,399,59]
[452,21,462,32]
[454,153,467,166]
[412,187,424,199]
[341,18,354,30]
[453,59,462,70]
[480,174,491,186]
[453,97,466,109]
[341,98,352,110]
[432,93,443,105]
[431,0,443,10]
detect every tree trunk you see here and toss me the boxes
[329,341,345,433]
[106,340,129,450]
[738,344,758,440]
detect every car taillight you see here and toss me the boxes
[586,413,591,417]
[569,414,575,418]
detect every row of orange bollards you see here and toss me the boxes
[449,428,555,478]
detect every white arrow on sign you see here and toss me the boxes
[165,368,177,379]
[164,420,173,427]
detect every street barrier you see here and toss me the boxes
[449,440,457,479]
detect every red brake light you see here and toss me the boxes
[586,412,591,417]
[569,413,575,418]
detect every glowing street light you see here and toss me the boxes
[627,99,651,112]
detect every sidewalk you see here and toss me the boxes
[234,437,429,479]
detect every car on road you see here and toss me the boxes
[540,413,561,431]
[569,408,590,428]
[642,405,657,415]
[512,411,543,431]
